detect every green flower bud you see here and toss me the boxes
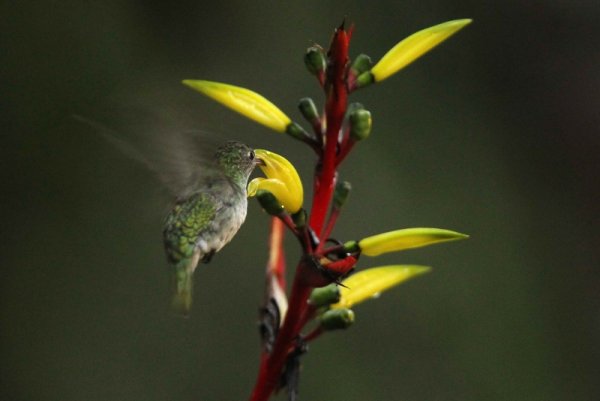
[298,97,320,124]
[343,240,359,253]
[349,109,372,141]
[309,284,340,307]
[350,54,372,76]
[304,46,326,76]
[256,189,285,216]
[291,208,307,229]
[285,122,310,142]
[355,71,375,88]
[333,181,352,209]
[346,102,364,114]
[320,308,355,331]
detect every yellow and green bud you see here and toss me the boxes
[332,265,431,309]
[368,19,472,83]
[356,227,468,257]
[182,80,292,133]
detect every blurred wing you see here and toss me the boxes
[73,110,223,198]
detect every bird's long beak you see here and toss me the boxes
[255,157,266,166]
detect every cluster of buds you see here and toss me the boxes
[184,18,471,401]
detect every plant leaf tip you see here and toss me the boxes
[449,18,473,25]
[412,265,433,274]
[182,79,201,87]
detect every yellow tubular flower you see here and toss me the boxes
[182,80,292,133]
[357,228,469,257]
[248,149,303,213]
[370,19,472,82]
[332,265,431,309]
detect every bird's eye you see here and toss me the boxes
[248,150,255,160]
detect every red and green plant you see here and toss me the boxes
[184,18,471,401]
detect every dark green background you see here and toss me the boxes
[2,1,598,400]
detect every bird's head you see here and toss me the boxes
[215,141,264,185]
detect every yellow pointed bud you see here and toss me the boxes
[358,228,468,257]
[370,19,472,82]
[332,265,431,309]
[182,80,292,133]
[248,149,304,213]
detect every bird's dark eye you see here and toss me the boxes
[248,150,255,160]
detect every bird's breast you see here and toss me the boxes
[199,195,248,254]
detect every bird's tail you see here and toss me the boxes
[171,266,194,317]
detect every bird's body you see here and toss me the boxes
[163,141,260,315]
[73,117,258,315]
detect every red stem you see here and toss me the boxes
[318,208,340,253]
[336,137,356,167]
[267,217,286,289]
[303,326,324,343]
[308,24,349,238]
[249,23,352,401]
[249,268,312,401]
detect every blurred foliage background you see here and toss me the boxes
[2,1,599,400]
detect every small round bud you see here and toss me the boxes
[304,46,326,76]
[320,308,355,331]
[333,181,352,209]
[356,71,375,88]
[309,284,340,307]
[256,190,285,216]
[347,102,364,113]
[349,109,372,141]
[345,102,365,121]
[343,240,359,254]
[350,54,372,76]
[298,97,319,124]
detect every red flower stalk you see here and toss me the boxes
[249,23,354,401]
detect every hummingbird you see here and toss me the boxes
[72,115,260,315]
[163,140,263,315]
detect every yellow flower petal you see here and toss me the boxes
[332,265,431,309]
[182,80,292,133]
[370,19,472,82]
[249,149,303,213]
[248,177,288,202]
[358,228,469,257]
